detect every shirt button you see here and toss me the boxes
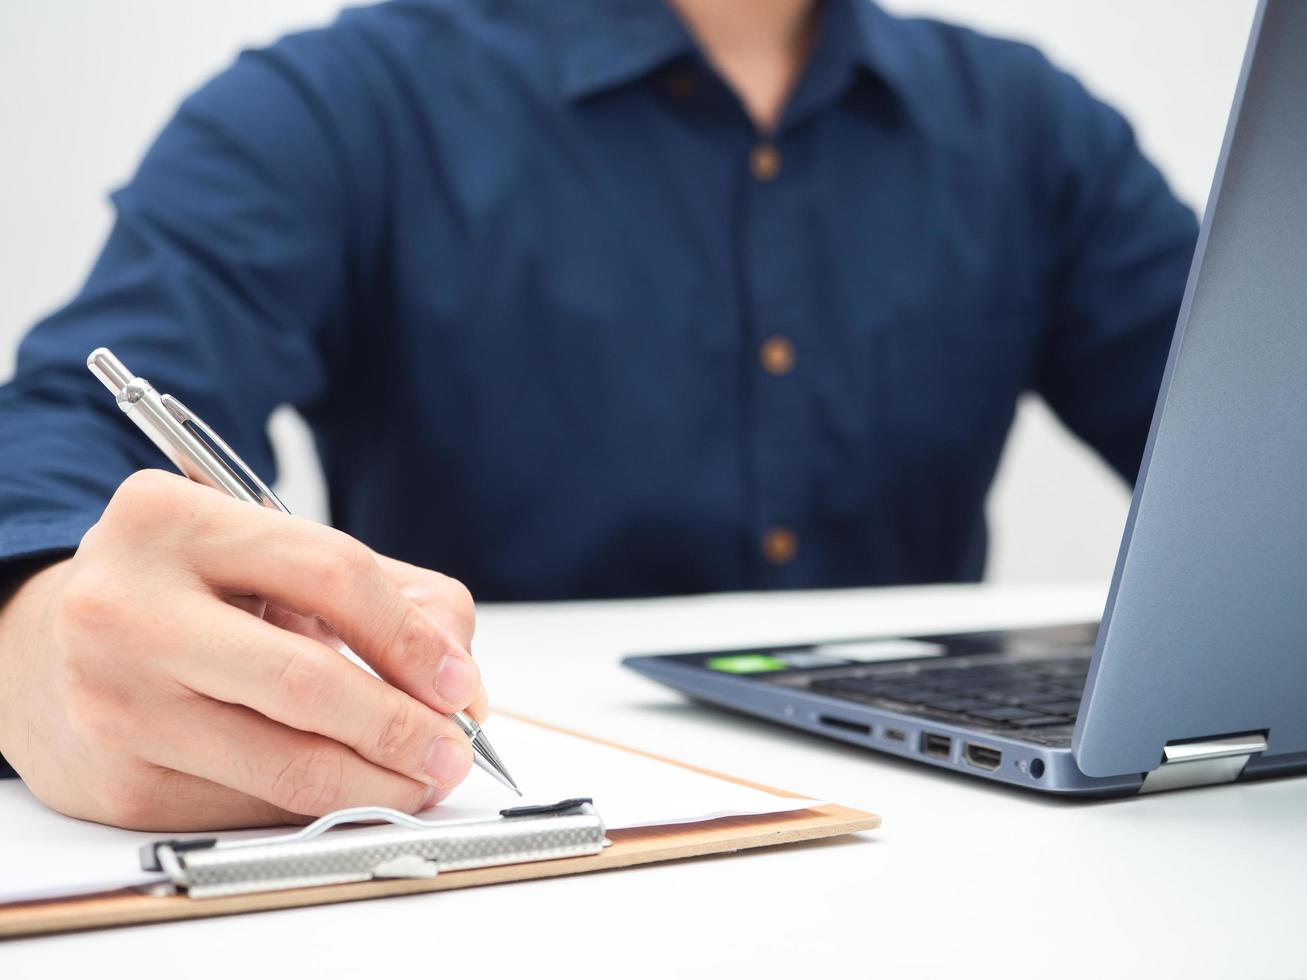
[749,142,782,182]
[762,526,799,566]
[665,70,696,100]
[759,336,795,375]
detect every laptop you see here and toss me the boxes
[624,0,1307,796]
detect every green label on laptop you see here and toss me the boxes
[704,653,789,674]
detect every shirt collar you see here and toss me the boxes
[556,0,697,100]
[557,0,917,110]
[784,0,916,128]
[845,0,919,105]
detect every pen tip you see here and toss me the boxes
[498,768,523,797]
[469,731,522,796]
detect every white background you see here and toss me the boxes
[0,0,1258,581]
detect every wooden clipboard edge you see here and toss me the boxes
[496,709,821,800]
[0,715,880,939]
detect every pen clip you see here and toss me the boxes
[161,394,289,513]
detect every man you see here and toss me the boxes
[0,0,1197,829]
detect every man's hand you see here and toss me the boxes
[0,470,485,831]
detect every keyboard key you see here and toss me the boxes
[1006,715,1072,728]
[924,698,993,713]
[877,687,938,703]
[1029,700,1082,715]
[968,706,1044,722]
[979,690,1050,705]
[1012,691,1069,706]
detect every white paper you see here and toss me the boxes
[0,715,818,904]
[432,714,819,827]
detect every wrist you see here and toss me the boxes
[0,554,70,610]
[0,558,71,773]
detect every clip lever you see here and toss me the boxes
[143,801,607,899]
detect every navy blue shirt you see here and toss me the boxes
[0,0,1196,600]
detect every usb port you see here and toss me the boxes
[921,733,952,759]
[964,743,1002,771]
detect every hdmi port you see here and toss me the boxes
[965,743,1003,771]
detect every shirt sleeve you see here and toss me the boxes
[1026,56,1200,482]
[0,32,374,569]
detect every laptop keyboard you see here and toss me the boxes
[807,654,1091,732]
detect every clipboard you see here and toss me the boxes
[0,716,879,938]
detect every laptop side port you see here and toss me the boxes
[884,728,907,744]
[921,733,952,759]
[964,743,1002,771]
[818,715,872,736]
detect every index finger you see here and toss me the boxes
[189,496,481,715]
[373,553,476,653]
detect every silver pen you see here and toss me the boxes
[87,347,520,797]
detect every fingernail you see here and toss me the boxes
[434,654,478,706]
[424,736,473,786]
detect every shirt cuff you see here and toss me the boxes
[0,515,94,567]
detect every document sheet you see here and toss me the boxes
[0,715,819,904]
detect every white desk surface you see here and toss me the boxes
[6,583,1304,978]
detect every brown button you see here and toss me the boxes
[762,526,799,566]
[665,71,696,100]
[749,142,782,182]
[759,335,795,375]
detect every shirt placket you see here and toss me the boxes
[741,132,809,586]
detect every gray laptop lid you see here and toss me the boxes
[1074,0,1307,778]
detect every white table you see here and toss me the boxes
[6,583,1304,978]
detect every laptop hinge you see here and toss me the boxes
[1139,732,1268,794]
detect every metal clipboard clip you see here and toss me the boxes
[140,799,605,899]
